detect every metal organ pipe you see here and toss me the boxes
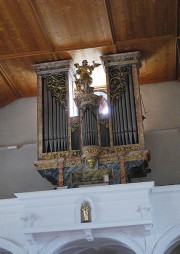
[125,75,133,144]
[43,82,49,153]
[56,101,60,151]
[129,73,138,143]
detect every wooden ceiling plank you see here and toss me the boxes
[27,0,55,53]
[115,35,175,46]
[0,35,174,61]
[0,65,21,98]
[0,42,112,60]
[176,0,180,80]
[104,0,116,50]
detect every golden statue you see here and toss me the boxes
[81,202,91,223]
[74,60,101,93]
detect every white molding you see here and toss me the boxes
[152,224,180,254]
[0,238,26,254]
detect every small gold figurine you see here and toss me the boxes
[74,60,101,93]
[81,202,91,223]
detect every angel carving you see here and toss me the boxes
[74,60,101,93]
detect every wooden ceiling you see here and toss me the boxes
[0,0,179,108]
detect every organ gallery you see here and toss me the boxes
[34,51,151,187]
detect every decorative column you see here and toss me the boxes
[58,159,64,187]
[74,60,101,169]
[119,158,126,184]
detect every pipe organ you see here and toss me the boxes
[34,52,150,187]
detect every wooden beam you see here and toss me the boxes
[0,35,176,61]
[0,42,111,60]
[0,65,21,97]
[104,0,117,53]
[27,0,58,60]
[115,35,175,46]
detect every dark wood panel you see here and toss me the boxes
[177,39,180,80]
[116,37,176,84]
[31,0,112,49]
[0,0,50,55]
[178,0,180,35]
[109,0,177,42]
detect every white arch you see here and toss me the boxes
[0,237,26,254]
[39,231,145,254]
[152,224,180,254]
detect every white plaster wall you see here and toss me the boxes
[0,144,53,199]
[140,81,180,132]
[0,183,179,254]
[0,97,37,146]
[0,98,53,199]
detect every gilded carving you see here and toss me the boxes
[109,66,131,103]
[35,162,58,170]
[71,123,79,133]
[100,120,109,129]
[81,202,91,223]
[125,155,144,161]
[44,74,66,107]
[114,145,140,152]
[74,60,100,94]
[101,145,140,155]
[71,168,113,185]
[42,151,70,160]
[64,160,83,167]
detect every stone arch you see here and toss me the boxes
[39,231,145,254]
[0,237,25,254]
[152,224,180,254]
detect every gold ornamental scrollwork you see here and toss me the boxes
[35,162,58,170]
[125,155,145,161]
[64,160,83,167]
[99,157,117,164]
[71,123,79,133]
[109,66,131,103]
[42,151,70,160]
[114,145,140,152]
[100,120,109,129]
[44,74,66,107]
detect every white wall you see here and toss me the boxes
[0,98,52,199]
[0,81,180,198]
[140,81,180,186]
[0,97,37,146]
[140,81,180,132]
[0,183,179,254]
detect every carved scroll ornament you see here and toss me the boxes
[109,66,131,103]
[45,74,66,107]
